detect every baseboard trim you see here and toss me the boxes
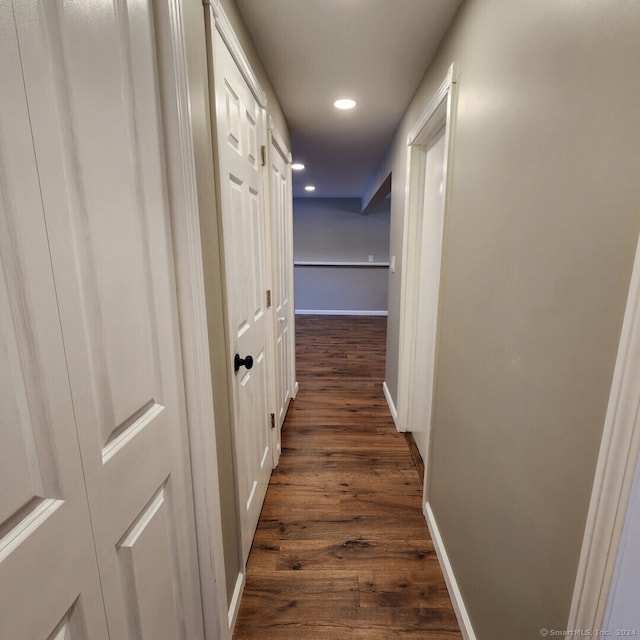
[382,380,399,428]
[227,571,245,633]
[295,309,388,316]
[424,502,476,640]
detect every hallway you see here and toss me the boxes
[232,316,461,639]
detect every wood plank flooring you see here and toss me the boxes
[232,315,461,639]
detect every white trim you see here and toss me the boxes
[397,63,457,438]
[568,232,640,629]
[208,0,267,107]
[227,572,246,631]
[295,309,388,316]
[408,64,457,146]
[383,381,398,428]
[269,117,292,164]
[424,503,477,640]
[155,2,227,638]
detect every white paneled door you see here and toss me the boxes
[0,4,108,636]
[211,27,273,564]
[269,133,296,463]
[1,1,204,638]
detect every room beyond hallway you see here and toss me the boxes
[232,315,461,639]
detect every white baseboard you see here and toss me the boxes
[227,571,245,634]
[424,502,476,640]
[382,380,398,428]
[295,309,388,316]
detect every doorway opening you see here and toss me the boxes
[292,193,392,318]
[396,63,458,497]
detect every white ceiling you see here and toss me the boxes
[236,0,463,200]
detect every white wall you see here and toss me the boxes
[293,198,390,314]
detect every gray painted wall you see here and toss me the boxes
[293,198,390,313]
[366,0,640,636]
[294,265,389,314]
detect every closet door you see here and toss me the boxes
[211,24,273,565]
[12,1,205,638]
[269,134,296,463]
[0,3,108,638]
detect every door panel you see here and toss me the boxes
[212,30,272,564]
[117,482,184,640]
[11,1,204,638]
[47,600,93,640]
[0,3,108,638]
[269,138,295,460]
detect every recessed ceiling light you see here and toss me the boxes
[334,98,356,110]
[292,163,305,171]
[304,185,316,192]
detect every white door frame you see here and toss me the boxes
[568,233,640,629]
[154,2,227,638]
[396,63,457,459]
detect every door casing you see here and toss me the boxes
[397,63,458,485]
[410,126,446,463]
[153,2,229,638]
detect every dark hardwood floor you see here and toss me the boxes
[232,315,462,639]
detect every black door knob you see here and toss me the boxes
[234,353,254,372]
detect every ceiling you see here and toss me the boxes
[236,0,463,201]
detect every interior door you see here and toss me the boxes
[412,127,447,463]
[211,28,273,564]
[10,1,205,638]
[0,4,108,637]
[269,135,295,462]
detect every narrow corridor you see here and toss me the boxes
[233,315,461,639]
